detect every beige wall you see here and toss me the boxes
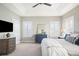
[0,4,21,44]
[0,3,79,43]
[21,16,62,42]
[62,5,79,33]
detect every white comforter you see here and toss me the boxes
[58,39,79,56]
[41,38,69,56]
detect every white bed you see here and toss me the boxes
[41,38,79,56]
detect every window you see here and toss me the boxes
[63,16,74,33]
[22,21,33,37]
[50,21,60,37]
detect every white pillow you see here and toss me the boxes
[69,33,79,44]
[70,33,79,37]
[73,34,79,44]
[65,33,79,44]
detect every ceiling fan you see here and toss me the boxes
[32,3,52,8]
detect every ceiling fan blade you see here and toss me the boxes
[32,3,41,8]
[44,3,52,6]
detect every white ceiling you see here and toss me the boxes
[2,3,79,16]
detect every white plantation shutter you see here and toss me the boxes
[50,21,60,37]
[22,21,33,37]
[63,16,74,33]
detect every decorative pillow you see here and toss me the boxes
[75,38,79,45]
[64,34,70,40]
[67,37,76,43]
[67,33,79,44]
[64,34,76,43]
[73,34,79,44]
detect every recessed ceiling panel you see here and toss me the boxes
[2,3,79,16]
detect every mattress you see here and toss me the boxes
[57,39,79,56]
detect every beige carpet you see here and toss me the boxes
[8,43,42,56]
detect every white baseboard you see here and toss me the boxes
[21,40,35,43]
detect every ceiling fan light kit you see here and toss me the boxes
[32,3,52,8]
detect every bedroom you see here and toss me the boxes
[0,3,79,56]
